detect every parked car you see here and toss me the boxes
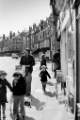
[12,53,19,59]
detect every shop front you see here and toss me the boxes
[60,7,76,116]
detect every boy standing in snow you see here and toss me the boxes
[12,72,26,120]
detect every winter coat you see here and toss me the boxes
[0,79,12,103]
[40,59,46,66]
[12,76,26,96]
[40,70,51,82]
[20,54,35,73]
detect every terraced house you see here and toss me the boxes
[0,13,59,59]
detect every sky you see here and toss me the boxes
[0,0,51,36]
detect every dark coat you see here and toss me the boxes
[40,58,47,70]
[12,76,26,96]
[40,70,51,82]
[40,59,46,66]
[20,54,35,73]
[0,79,12,103]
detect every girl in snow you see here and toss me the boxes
[39,65,51,93]
[0,71,12,120]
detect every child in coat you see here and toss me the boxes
[39,65,51,92]
[12,72,26,120]
[0,71,12,120]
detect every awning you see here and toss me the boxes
[32,48,40,54]
[40,47,50,51]
[32,47,50,54]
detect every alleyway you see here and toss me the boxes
[0,57,74,120]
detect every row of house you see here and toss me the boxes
[0,13,60,59]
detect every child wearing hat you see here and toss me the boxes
[39,65,51,93]
[0,71,12,120]
[12,72,26,120]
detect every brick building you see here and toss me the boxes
[0,12,59,59]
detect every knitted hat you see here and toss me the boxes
[41,65,47,69]
[13,72,22,77]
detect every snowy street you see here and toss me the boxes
[0,57,74,120]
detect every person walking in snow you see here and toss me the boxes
[20,48,35,97]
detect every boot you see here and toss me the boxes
[3,106,6,120]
